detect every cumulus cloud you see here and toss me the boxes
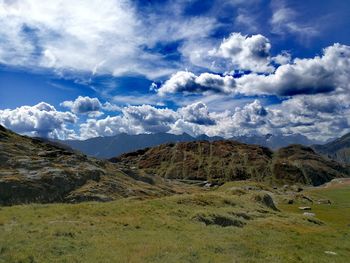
[272,51,291,65]
[4,97,349,141]
[122,105,178,133]
[178,102,215,125]
[267,94,350,140]
[61,96,102,116]
[79,115,140,139]
[157,71,236,96]
[76,42,350,140]
[0,102,77,139]
[78,101,272,139]
[236,43,350,96]
[214,33,274,73]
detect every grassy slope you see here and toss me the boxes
[0,182,349,263]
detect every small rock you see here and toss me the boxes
[252,193,279,211]
[324,251,337,255]
[291,185,303,192]
[317,199,331,205]
[299,206,311,211]
[303,212,315,217]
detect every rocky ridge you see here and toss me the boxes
[0,125,192,205]
[111,141,350,186]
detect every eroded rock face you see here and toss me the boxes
[111,141,349,186]
[112,141,274,182]
[0,126,192,205]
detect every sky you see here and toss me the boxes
[1,0,350,141]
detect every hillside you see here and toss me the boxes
[313,133,350,164]
[0,125,192,205]
[111,141,349,186]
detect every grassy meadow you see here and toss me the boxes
[0,181,349,263]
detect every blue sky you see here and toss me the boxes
[1,0,350,140]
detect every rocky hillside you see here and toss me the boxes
[272,145,349,185]
[313,133,350,164]
[0,125,192,205]
[111,141,350,186]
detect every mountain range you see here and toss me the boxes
[2,124,350,206]
[58,132,320,159]
[313,133,350,164]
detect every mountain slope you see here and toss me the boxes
[111,141,349,186]
[313,133,350,164]
[0,125,192,205]
[272,145,349,185]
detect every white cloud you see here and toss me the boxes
[3,96,350,141]
[0,0,220,79]
[122,105,178,133]
[178,102,215,125]
[61,96,103,116]
[79,115,140,139]
[270,1,318,41]
[0,102,77,139]
[236,43,350,96]
[235,8,259,33]
[158,71,236,96]
[272,51,291,65]
[214,33,274,73]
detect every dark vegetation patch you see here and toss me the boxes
[193,213,245,227]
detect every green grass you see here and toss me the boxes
[0,182,349,263]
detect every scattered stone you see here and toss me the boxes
[317,199,332,205]
[306,217,324,225]
[291,185,303,192]
[324,251,337,255]
[301,195,313,203]
[299,206,311,211]
[303,212,315,217]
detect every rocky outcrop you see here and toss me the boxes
[111,141,350,186]
[0,125,192,205]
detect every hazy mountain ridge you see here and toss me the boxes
[231,133,321,150]
[58,132,320,159]
[313,132,350,164]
